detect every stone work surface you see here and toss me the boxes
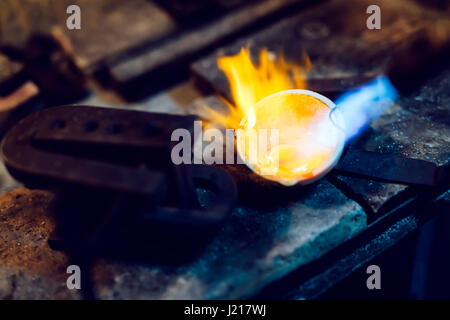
[331,66,450,217]
[0,180,365,299]
[371,72,450,167]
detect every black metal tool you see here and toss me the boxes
[0,105,238,297]
[335,148,444,186]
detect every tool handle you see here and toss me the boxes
[334,149,442,186]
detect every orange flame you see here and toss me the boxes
[204,47,342,186]
[212,47,310,128]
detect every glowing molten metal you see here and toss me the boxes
[237,90,344,186]
[208,47,344,186]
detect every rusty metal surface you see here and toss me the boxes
[3,105,235,218]
[1,105,238,226]
[0,187,79,299]
[1,106,170,194]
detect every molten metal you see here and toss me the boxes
[237,90,345,186]
[205,47,394,186]
[213,47,343,186]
